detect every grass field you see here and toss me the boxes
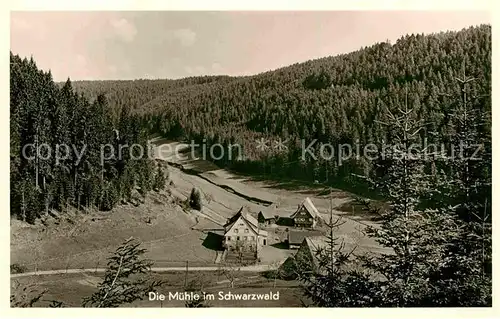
[11,189,221,272]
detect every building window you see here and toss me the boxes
[239,223,244,226]
[250,236,255,240]
[244,236,248,241]
[227,236,231,241]
[234,229,239,233]
[244,229,249,233]
[237,236,240,241]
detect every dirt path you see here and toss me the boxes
[166,160,275,206]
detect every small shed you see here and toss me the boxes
[258,208,278,226]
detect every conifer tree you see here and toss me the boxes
[426,62,492,306]
[153,164,167,191]
[298,199,371,306]
[82,238,163,308]
[354,90,457,306]
[305,89,460,307]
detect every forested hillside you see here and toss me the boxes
[11,25,491,223]
[10,53,164,223]
[72,25,491,190]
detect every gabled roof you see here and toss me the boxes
[224,207,245,228]
[225,207,268,237]
[290,197,319,219]
[288,229,323,244]
[302,236,329,269]
[258,207,277,220]
[305,236,328,252]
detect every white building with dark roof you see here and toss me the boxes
[223,207,268,253]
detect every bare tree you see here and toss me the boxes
[216,262,241,289]
[267,260,283,288]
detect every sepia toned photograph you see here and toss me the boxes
[9,10,491,308]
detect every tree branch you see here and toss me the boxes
[98,255,124,307]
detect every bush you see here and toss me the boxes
[189,187,202,210]
[10,263,27,274]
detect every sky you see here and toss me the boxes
[10,11,490,81]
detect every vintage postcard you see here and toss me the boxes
[8,7,494,314]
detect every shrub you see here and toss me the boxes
[189,187,202,210]
[10,263,27,274]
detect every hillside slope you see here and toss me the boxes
[73,25,491,188]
